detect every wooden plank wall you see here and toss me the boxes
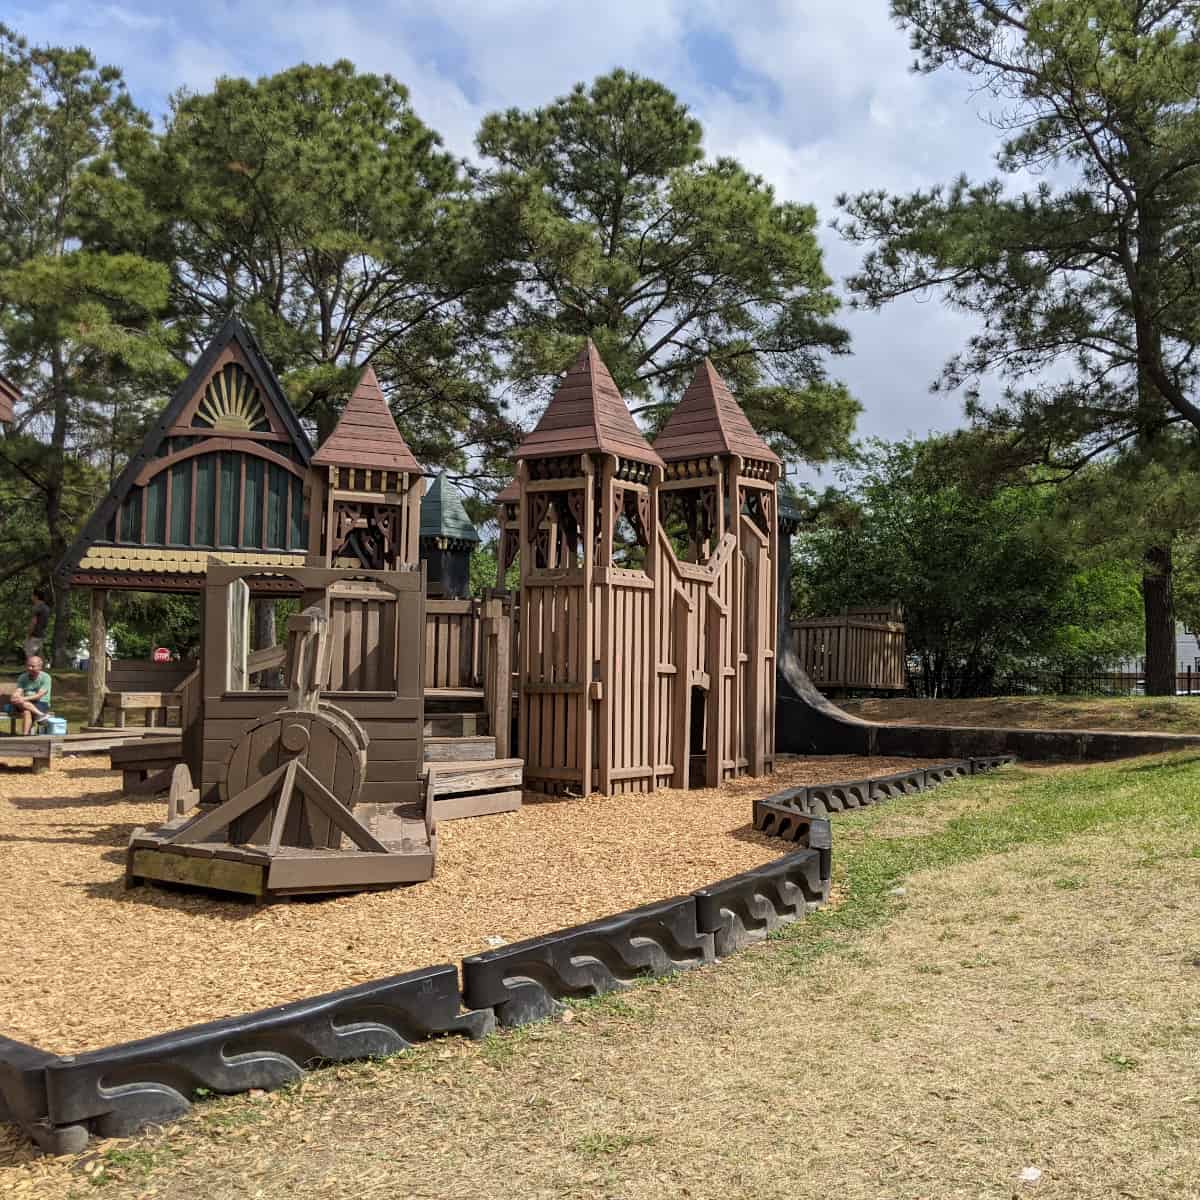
[200,566,424,809]
[791,617,906,690]
[516,483,776,796]
[651,528,748,791]
[423,600,480,690]
[519,577,587,791]
[601,571,655,794]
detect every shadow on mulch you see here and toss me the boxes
[519,791,585,808]
[79,875,264,918]
[728,822,783,849]
[0,821,135,866]
[7,788,129,811]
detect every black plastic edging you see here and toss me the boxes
[11,752,997,1155]
[461,894,715,1028]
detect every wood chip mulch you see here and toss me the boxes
[0,753,934,1054]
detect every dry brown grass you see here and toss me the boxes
[842,694,1200,734]
[0,752,928,1054]
[4,761,1197,1199]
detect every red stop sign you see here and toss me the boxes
[153,647,170,663]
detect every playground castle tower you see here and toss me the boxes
[307,366,423,570]
[510,343,778,795]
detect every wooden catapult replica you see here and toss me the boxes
[60,321,782,900]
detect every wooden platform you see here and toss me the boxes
[110,737,186,795]
[426,758,524,821]
[128,802,436,900]
[0,728,178,773]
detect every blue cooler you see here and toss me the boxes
[44,716,68,736]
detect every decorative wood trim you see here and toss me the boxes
[135,439,306,488]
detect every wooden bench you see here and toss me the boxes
[110,736,185,795]
[0,735,58,773]
[102,660,195,728]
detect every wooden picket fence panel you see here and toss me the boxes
[791,616,906,691]
[424,599,480,690]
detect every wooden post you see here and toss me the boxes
[515,461,529,773]
[706,593,726,788]
[486,598,511,760]
[580,454,596,797]
[596,456,614,796]
[88,588,108,727]
[671,591,693,789]
[744,531,765,777]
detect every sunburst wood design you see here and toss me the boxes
[194,363,269,433]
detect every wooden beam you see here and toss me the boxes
[88,588,108,727]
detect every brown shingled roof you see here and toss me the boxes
[514,341,663,468]
[0,374,18,425]
[312,365,420,473]
[496,477,520,503]
[654,359,780,466]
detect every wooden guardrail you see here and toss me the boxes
[791,616,906,692]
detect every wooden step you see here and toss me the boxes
[424,687,486,707]
[426,757,523,822]
[423,736,496,763]
[424,712,490,737]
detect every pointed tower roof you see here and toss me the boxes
[0,373,18,425]
[515,341,663,468]
[312,365,420,473]
[496,477,520,503]
[654,359,780,466]
[420,473,479,543]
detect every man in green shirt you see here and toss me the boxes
[4,654,52,734]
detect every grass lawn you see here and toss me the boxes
[841,694,1200,735]
[5,751,1199,1198]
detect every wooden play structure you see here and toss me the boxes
[58,327,522,899]
[501,345,779,794]
[55,324,786,898]
[129,568,438,898]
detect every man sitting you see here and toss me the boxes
[4,655,52,734]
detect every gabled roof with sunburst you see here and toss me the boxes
[58,317,315,588]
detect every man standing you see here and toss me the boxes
[26,588,50,660]
[4,655,52,734]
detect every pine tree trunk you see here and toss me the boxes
[45,346,71,668]
[1143,544,1176,696]
[252,599,279,687]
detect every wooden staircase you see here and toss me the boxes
[422,688,523,822]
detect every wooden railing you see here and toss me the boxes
[478,598,512,758]
[423,596,513,757]
[424,599,480,690]
[791,616,906,691]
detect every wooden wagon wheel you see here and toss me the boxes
[222,704,367,808]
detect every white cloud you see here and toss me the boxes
[11,0,1019,447]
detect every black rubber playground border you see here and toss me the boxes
[0,755,1010,1156]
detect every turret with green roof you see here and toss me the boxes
[419,473,480,598]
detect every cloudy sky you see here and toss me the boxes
[10,0,1007,479]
